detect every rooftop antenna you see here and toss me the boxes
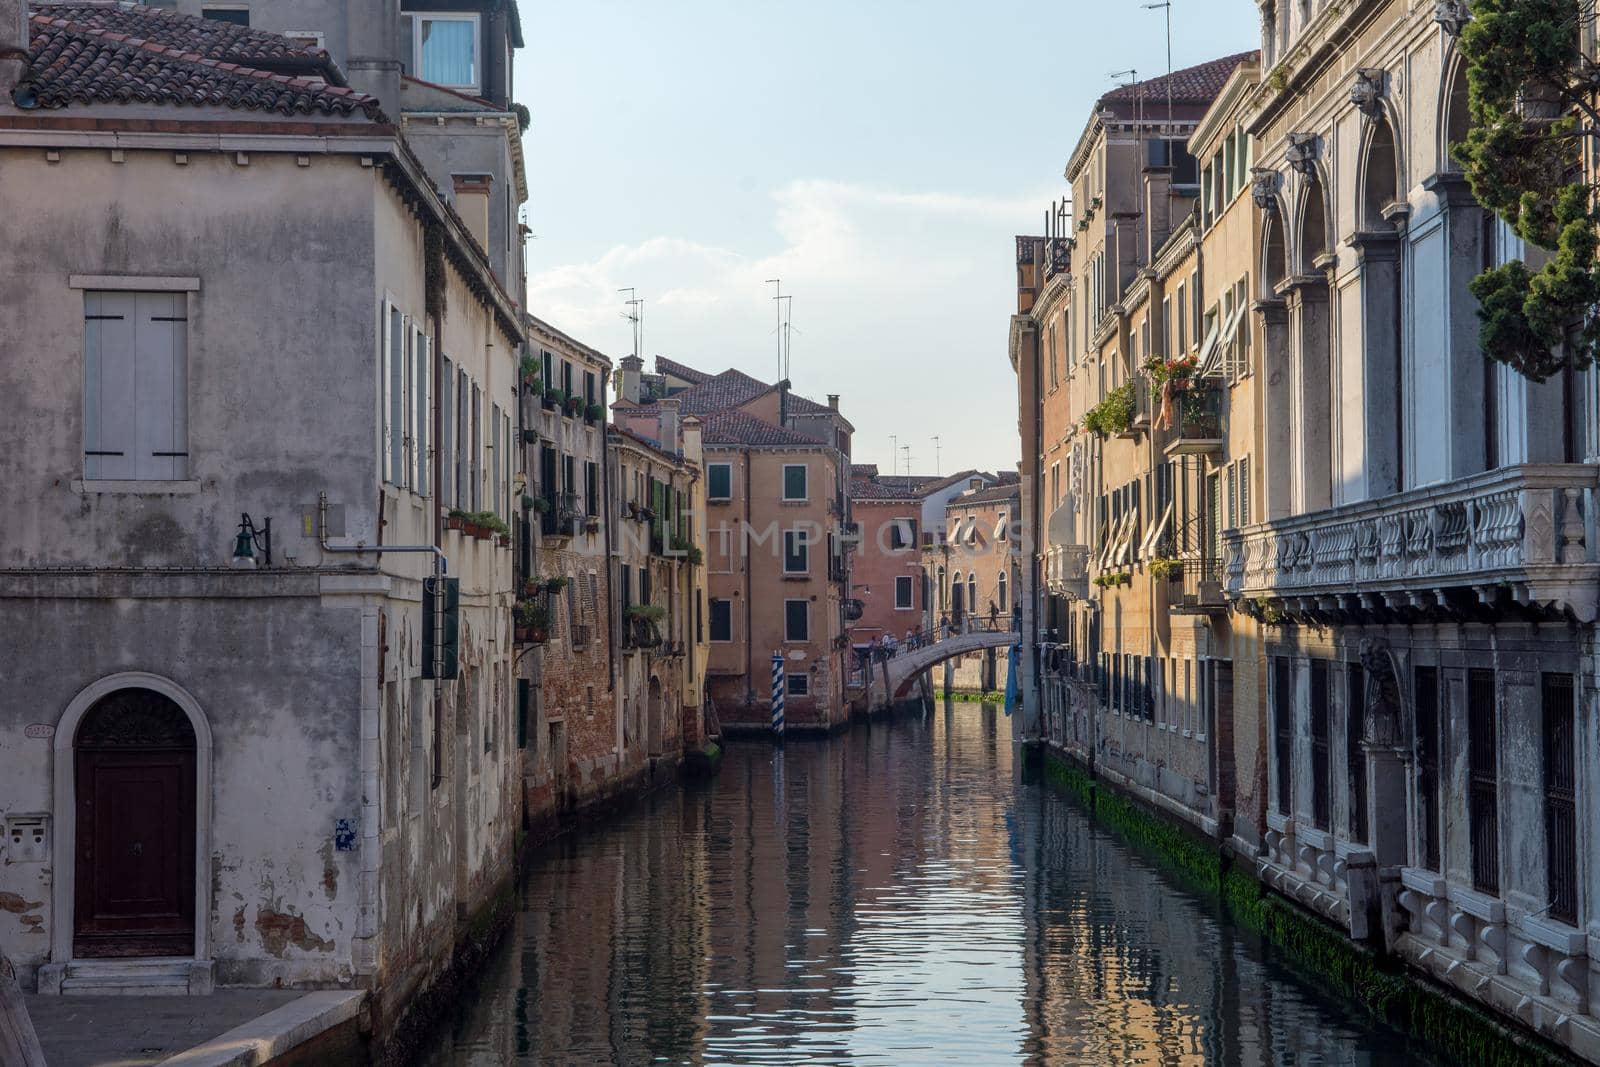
[765,278,784,379]
[1143,2,1173,129]
[618,287,643,361]
[901,445,912,476]
[777,294,794,380]
[931,435,942,476]
[1110,68,1145,263]
[890,434,899,477]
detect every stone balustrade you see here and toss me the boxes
[1044,543,1089,598]
[1224,464,1600,621]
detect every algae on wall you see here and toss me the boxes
[1034,747,1565,1067]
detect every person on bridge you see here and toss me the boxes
[882,632,897,658]
[905,627,916,650]
[988,601,999,631]
[939,615,950,641]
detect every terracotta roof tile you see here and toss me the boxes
[700,410,823,449]
[655,356,711,385]
[36,2,344,77]
[1101,51,1258,109]
[19,5,384,119]
[950,483,1020,508]
[634,369,773,417]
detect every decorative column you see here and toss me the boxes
[1285,276,1333,513]
[1348,231,1403,498]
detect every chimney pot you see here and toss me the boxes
[827,394,839,410]
[619,355,643,404]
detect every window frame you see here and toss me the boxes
[82,287,192,484]
[707,462,733,501]
[783,599,809,643]
[412,11,482,93]
[708,598,733,643]
[894,575,914,610]
[782,462,809,502]
[786,673,810,697]
[782,528,810,575]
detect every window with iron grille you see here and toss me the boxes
[1468,668,1499,894]
[1273,657,1293,815]
[1415,666,1441,871]
[1144,655,1155,724]
[1310,660,1330,830]
[1346,662,1368,844]
[1543,672,1578,924]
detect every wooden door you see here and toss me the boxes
[73,690,196,959]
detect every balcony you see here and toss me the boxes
[1224,464,1600,623]
[1169,556,1225,615]
[1161,383,1223,457]
[1044,544,1090,599]
[1044,237,1071,280]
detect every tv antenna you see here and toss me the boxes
[1142,2,1173,128]
[777,294,794,380]
[618,287,643,361]
[889,434,899,477]
[901,445,912,476]
[765,279,787,380]
[931,435,942,475]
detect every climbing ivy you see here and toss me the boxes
[1453,0,1600,381]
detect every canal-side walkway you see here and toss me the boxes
[25,988,362,1066]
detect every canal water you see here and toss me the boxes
[417,703,1430,1065]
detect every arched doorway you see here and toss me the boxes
[72,688,196,958]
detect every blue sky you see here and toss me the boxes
[513,1,1260,476]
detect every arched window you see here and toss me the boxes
[968,575,978,617]
[1355,116,1407,496]
[1289,173,1333,511]
[998,571,1009,613]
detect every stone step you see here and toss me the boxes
[56,958,205,996]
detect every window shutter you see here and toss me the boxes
[470,381,482,511]
[457,369,469,508]
[380,303,393,484]
[415,330,430,497]
[490,402,502,514]
[1240,456,1252,525]
[440,357,453,505]
[84,291,138,480]
[132,292,187,480]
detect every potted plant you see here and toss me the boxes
[1149,557,1182,582]
[585,402,605,424]
[543,388,563,411]
[670,536,703,566]
[521,428,540,445]
[544,575,569,593]
[530,496,551,514]
[564,394,584,417]
[514,600,548,644]
[523,578,544,597]
[625,603,666,648]
[446,509,469,532]
[521,494,535,512]
[519,353,539,382]
[1082,382,1137,438]
[584,516,601,534]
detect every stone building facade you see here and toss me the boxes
[1013,3,1600,1058]
[0,0,525,1026]
[924,481,1020,692]
[615,358,853,733]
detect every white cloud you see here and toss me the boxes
[525,179,1049,474]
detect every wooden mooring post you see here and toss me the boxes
[1,951,47,1067]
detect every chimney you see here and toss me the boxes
[0,0,28,105]
[619,355,643,404]
[344,0,400,114]
[681,415,702,470]
[657,397,681,456]
[826,394,839,411]
[451,173,493,255]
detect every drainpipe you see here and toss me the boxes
[743,446,754,706]
[432,319,445,789]
[603,427,616,690]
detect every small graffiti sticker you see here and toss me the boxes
[334,818,358,852]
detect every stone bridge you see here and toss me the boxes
[865,630,1020,711]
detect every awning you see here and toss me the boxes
[1139,501,1172,560]
[1194,315,1224,378]
[1206,302,1248,377]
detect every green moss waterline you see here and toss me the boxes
[1033,745,1567,1067]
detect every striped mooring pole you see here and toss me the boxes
[771,651,785,738]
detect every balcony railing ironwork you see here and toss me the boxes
[1162,383,1223,456]
[1172,555,1225,613]
[1223,464,1600,622]
[1044,237,1071,280]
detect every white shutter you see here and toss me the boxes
[456,368,468,508]
[388,305,405,485]
[380,302,393,484]
[402,319,415,489]
[440,356,453,505]
[415,328,430,497]
[470,381,482,511]
[85,291,138,480]
[135,292,187,480]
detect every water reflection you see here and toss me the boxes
[417,702,1425,1065]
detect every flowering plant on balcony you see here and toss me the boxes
[1144,355,1198,430]
[1149,557,1182,581]
[1082,382,1137,438]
